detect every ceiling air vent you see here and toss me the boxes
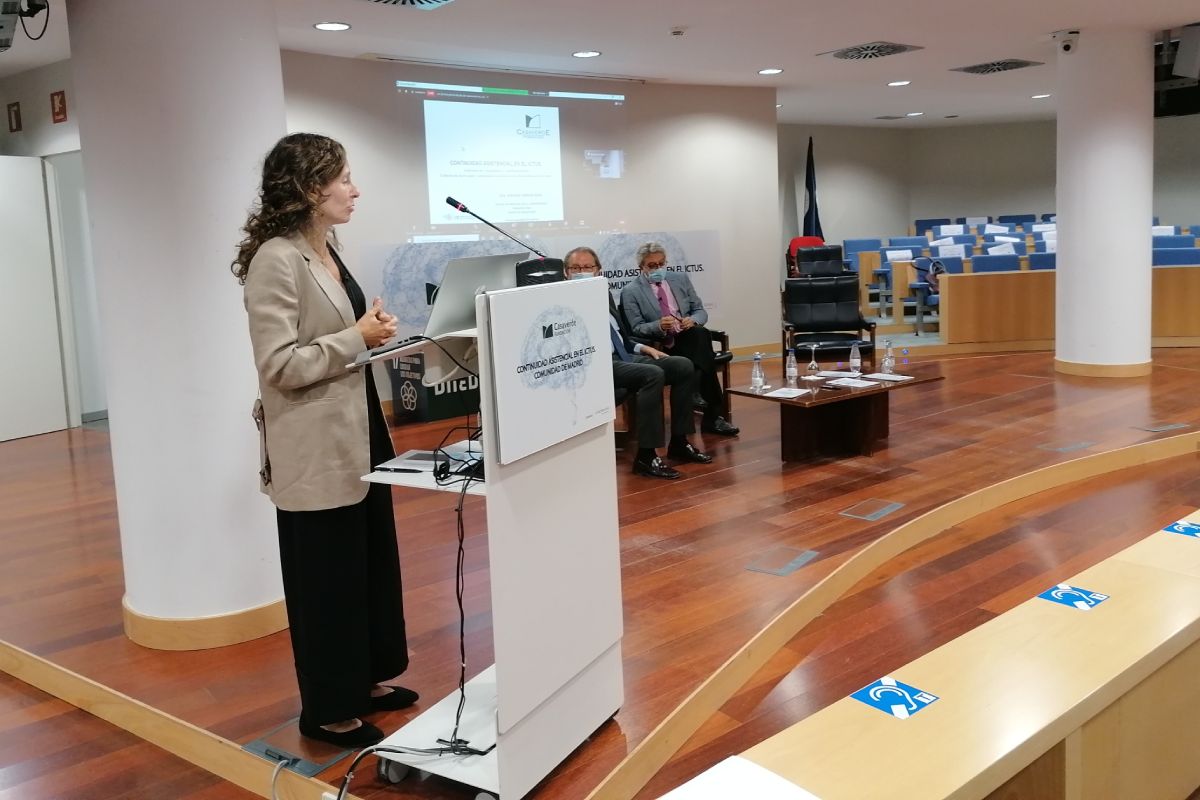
[358,0,456,7]
[827,41,924,60]
[952,59,1044,75]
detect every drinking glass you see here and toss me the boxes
[805,344,820,379]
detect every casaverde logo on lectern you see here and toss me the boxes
[516,306,595,389]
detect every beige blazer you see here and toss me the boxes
[244,231,371,512]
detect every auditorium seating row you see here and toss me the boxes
[790,234,1200,338]
[910,214,1190,236]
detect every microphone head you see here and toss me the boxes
[445,196,467,213]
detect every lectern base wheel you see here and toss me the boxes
[377,759,411,784]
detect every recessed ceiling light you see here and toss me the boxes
[572,50,602,58]
[888,80,911,87]
[314,21,351,32]
[776,103,783,108]
[906,111,924,117]
[1031,93,1052,99]
[758,68,784,75]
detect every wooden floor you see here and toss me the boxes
[1,349,1199,799]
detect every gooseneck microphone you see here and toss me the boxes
[444,196,551,259]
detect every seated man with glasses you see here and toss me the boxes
[564,246,711,480]
[618,242,738,437]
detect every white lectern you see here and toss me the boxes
[368,278,623,799]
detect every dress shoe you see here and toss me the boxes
[691,393,709,410]
[667,441,713,464]
[701,416,740,436]
[299,715,385,748]
[370,685,420,712]
[632,455,681,479]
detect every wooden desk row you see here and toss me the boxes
[667,509,1200,800]
[851,254,1200,344]
[855,249,1037,324]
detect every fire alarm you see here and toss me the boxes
[670,26,687,37]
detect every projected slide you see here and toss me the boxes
[426,100,564,225]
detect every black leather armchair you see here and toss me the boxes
[781,275,876,376]
[515,257,565,286]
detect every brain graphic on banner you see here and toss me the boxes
[517,306,596,414]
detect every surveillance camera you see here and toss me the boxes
[1052,30,1080,54]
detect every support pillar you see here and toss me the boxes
[1055,28,1155,377]
[68,0,287,647]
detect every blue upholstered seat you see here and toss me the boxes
[1152,234,1194,249]
[1152,247,1200,266]
[1028,253,1057,270]
[970,254,1021,273]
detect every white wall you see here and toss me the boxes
[778,124,910,249]
[0,59,80,157]
[907,120,1058,222]
[281,51,781,356]
[1154,114,1200,227]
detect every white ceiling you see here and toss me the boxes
[3,0,1197,127]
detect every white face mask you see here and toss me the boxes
[569,272,595,280]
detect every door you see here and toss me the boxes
[0,155,69,441]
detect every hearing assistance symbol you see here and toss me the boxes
[1163,520,1200,538]
[1037,584,1109,611]
[850,676,938,719]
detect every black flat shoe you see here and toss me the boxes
[691,393,709,410]
[632,455,681,479]
[701,416,740,436]
[667,441,713,464]
[370,685,420,711]
[298,715,385,748]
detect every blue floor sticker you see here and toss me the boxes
[1164,520,1200,538]
[1037,583,1109,611]
[850,676,938,719]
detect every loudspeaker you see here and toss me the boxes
[1173,27,1200,80]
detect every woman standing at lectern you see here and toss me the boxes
[233,133,417,747]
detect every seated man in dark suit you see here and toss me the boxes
[564,246,711,480]
[618,242,739,436]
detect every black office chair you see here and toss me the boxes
[798,259,845,277]
[781,275,876,376]
[515,257,565,286]
[796,244,844,266]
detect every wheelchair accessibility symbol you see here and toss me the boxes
[850,676,938,719]
[1037,583,1109,611]
[1164,520,1200,538]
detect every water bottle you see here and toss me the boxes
[784,348,798,387]
[750,352,765,392]
[881,340,896,375]
[849,342,862,375]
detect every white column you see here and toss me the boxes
[68,0,286,632]
[1055,28,1154,376]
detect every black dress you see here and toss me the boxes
[274,248,409,725]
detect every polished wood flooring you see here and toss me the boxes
[1,350,1199,799]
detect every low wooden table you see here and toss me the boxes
[727,365,943,461]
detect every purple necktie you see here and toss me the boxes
[654,282,675,349]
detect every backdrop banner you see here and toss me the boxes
[366,229,722,341]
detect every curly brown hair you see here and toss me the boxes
[231,133,347,283]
